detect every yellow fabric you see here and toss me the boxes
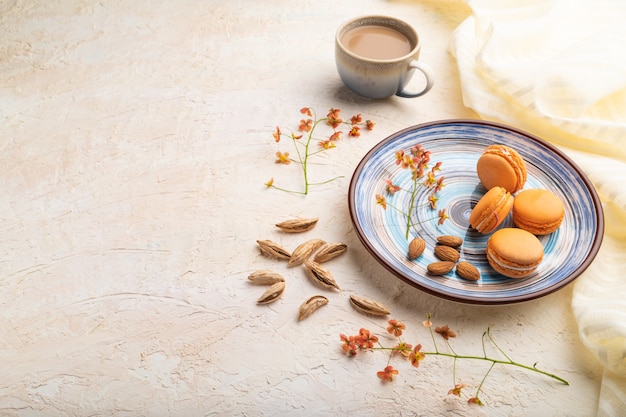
[449,1,626,415]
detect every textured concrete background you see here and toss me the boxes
[0,0,603,416]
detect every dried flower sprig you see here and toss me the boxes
[375,145,447,239]
[266,107,375,195]
[340,315,568,406]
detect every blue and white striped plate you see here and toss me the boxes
[348,120,604,304]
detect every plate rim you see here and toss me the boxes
[348,119,605,305]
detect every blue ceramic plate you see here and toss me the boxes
[348,120,604,305]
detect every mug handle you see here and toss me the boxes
[396,61,435,98]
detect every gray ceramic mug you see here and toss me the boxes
[335,16,434,99]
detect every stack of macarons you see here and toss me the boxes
[469,144,565,279]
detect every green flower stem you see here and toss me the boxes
[268,184,306,195]
[485,327,513,362]
[425,351,569,385]
[405,177,421,239]
[478,362,495,396]
[300,118,327,195]
[384,201,438,237]
[291,116,352,195]
[372,346,569,385]
[308,176,345,186]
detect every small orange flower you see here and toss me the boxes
[329,131,341,141]
[264,178,274,188]
[424,170,437,188]
[357,328,378,349]
[395,150,405,166]
[428,195,439,210]
[435,324,456,340]
[273,126,281,142]
[348,126,361,137]
[340,334,358,356]
[438,208,449,226]
[448,383,467,397]
[422,318,432,328]
[327,107,341,119]
[366,119,375,130]
[409,344,426,367]
[434,176,445,193]
[402,154,414,169]
[350,114,363,124]
[300,107,312,117]
[468,397,483,405]
[275,151,291,164]
[299,118,313,132]
[385,179,401,195]
[411,164,425,180]
[291,133,303,140]
[387,319,406,337]
[376,194,387,209]
[326,108,342,128]
[319,140,336,149]
[377,365,399,381]
[393,341,413,357]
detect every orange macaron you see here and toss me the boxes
[513,189,565,235]
[486,228,544,278]
[476,145,527,194]
[469,186,514,234]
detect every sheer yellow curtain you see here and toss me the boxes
[449,1,626,416]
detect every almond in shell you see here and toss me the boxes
[349,294,391,316]
[257,281,286,304]
[304,260,341,290]
[275,217,319,233]
[313,242,347,263]
[256,239,291,260]
[248,270,285,285]
[288,238,325,267]
[298,295,329,320]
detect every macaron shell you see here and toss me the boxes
[486,228,544,278]
[469,186,514,234]
[476,145,527,194]
[513,189,565,235]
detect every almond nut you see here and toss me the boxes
[434,245,460,263]
[437,235,463,248]
[408,237,426,259]
[456,261,481,281]
[427,261,455,275]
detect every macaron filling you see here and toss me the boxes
[486,248,538,273]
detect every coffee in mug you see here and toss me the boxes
[335,16,434,99]
[341,25,412,60]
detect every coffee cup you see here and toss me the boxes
[335,15,434,99]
